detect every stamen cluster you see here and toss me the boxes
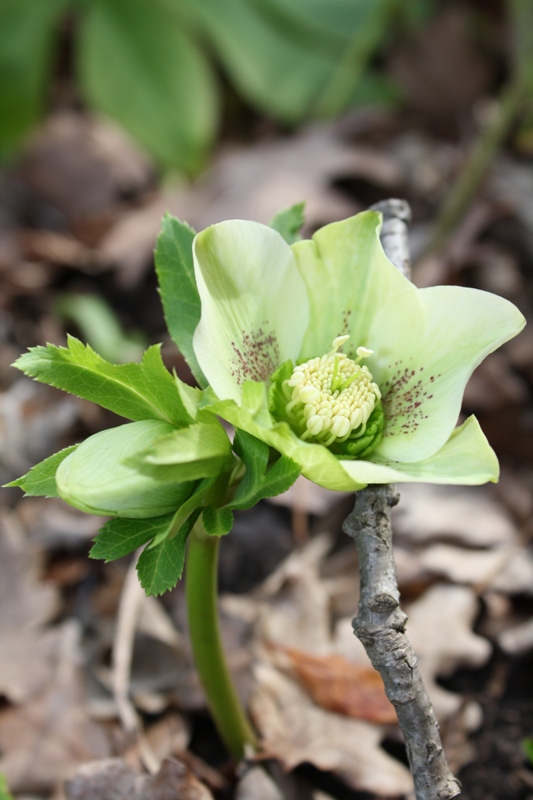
[283,336,381,446]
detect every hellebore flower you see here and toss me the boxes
[191,211,525,492]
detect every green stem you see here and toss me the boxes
[421,75,528,259]
[186,521,258,759]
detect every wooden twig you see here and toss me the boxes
[342,199,461,800]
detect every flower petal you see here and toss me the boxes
[193,220,309,402]
[341,416,499,485]
[368,285,525,462]
[291,211,412,360]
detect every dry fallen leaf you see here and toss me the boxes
[99,124,402,286]
[393,484,516,548]
[251,663,412,798]
[269,644,397,724]
[405,585,491,722]
[0,621,110,793]
[65,757,214,800]
[0,511,62,705]
[223,537,411,796]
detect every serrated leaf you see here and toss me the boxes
[0,0,70,158]
[175,373,204,419]
[136,511,200,596]
[6,445,77,497]
[90,513,177,562]
[231,429,269,505]
[229,429,300,510]
[77,0,217,173]
[155,215,207,387]
[270,202,306,244]
[14,337,191,426]
[133,421,232,482]
[202,505,234,536]
[255,453,301,501]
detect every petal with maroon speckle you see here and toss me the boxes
[367,285,525,462]
[340,416,499,485]
[193,221,309,402]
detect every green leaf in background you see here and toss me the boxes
[270,202,306,244]
[0,772,14,800]
[230,429,301,510]
[509,0,533,87]
[155,214,207,387]
[14,337,191,426]
[6,445,78,497]
[183,0,399,122]
[55,293,146,364]
[90,513,176,562]
[133,421,232,483]
[77,0,218,174]
[524,737,533,765]
[136,509,201,595]
[202,505,234,536]
[0,0,70,158]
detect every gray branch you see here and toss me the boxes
[341,200,461,800]
[370,198,412,279]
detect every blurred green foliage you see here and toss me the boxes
[0,773,13,800]
[0,0,426,174]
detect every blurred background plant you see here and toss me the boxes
[1,0,432,174]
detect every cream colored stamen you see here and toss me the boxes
[284,336,380,445]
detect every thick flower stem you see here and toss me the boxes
[186,521,258,759]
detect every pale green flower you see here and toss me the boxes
[191,211,525,492]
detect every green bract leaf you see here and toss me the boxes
[155,215,207,387]
[133,421,232,482]
[56,420,195,518]
[77,0,217,173]
[90,513,177,562]
[0,0,69,158]
[6,446,77,497]
[229,429,300,509]
[148,475,217,550]
[202,505,234,536]
[269,202,306,244]
[136,511,200,596]
[14,337,191,426]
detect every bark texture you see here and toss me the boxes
[343,199,461,799]
[343,487,461,800]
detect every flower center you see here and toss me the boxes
[283,336,381,447]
